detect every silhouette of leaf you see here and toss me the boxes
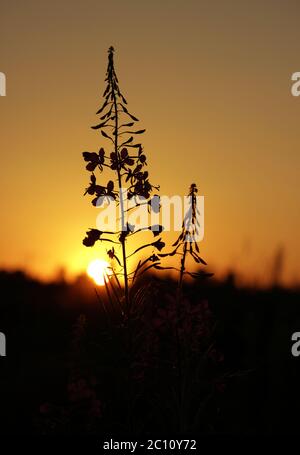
[96,100,108,114]
[122,137,133,145]
[129,241,154,257]
[172,231,184,246]
[135,262,161,278]
[103,84,110,97]
[100,106,112,120]
[121,129,146,135]
[101,130,111,139]
[120,122,134,128]
[158,244,180,258]
[185,271,214,279]
[127,143,142,148]
[132,253,160,282]
[91,121,108,130]
[128,113,139,121]
[189,247,207,265]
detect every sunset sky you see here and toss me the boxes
[1,0,300,286]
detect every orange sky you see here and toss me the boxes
[0,1,300,286]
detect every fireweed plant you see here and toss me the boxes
[158,183,212,293]
[37,49,224,435]
[156,184,213,430]
[82,49,211,310]
[82,46,164,316]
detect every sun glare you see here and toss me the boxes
[87,259,111,286]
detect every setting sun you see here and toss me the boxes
[87,259,111,286]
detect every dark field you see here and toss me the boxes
[0,270,300,436]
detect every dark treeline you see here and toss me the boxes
[0,269,300,435]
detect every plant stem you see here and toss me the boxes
[111,72,130,315]
[108,49,133,432]
[178,240,188,296]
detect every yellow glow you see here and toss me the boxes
[87,259,111,286]
[1,2,300,288]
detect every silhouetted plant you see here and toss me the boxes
[82,46,164,316]
[156,183,214,431]
[79,51,222,434]
[158,183,212,292]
